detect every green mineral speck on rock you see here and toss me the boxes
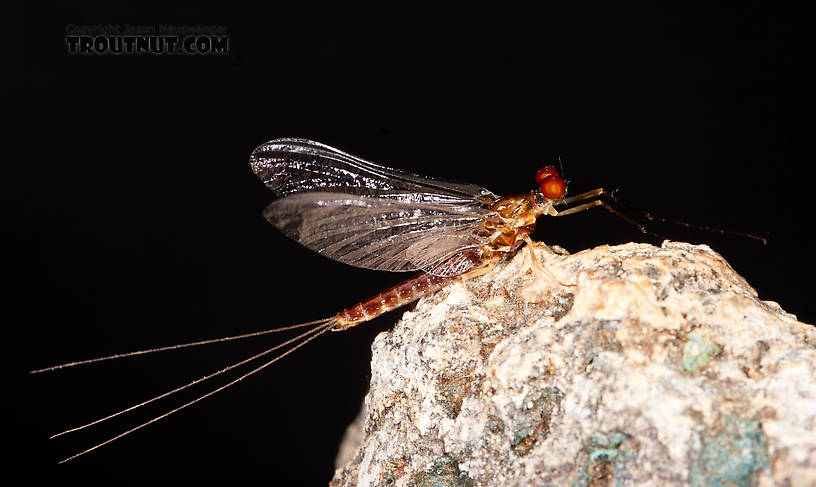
[572,432,636,487]
[689,415,769,487]
[510,387,563,456]
[681,336,722,372]
[406,455,474,487]
[589,448,619,462]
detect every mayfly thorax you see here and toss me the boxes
[32,138,765,462]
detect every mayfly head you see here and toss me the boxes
[534,164,567,202]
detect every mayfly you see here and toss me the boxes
[33,138,765,462]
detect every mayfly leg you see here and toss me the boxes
[601,189,768,243]
[557,187,767,244]
[35,318,336,463]
[557,188,668,240]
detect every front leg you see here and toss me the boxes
[523,236,575,288]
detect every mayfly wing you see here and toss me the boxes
[249,138,499,205]
[264,192,494,275]
[420,247,486,277]
[251,138,503,277]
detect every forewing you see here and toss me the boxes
[249,138,498,206]
[264,192,493,274]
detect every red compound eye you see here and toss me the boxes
[535,165,560,184]
[540,175,566,200]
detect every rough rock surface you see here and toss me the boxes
[330,242,815,487]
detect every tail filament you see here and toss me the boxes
[33,318,335,463]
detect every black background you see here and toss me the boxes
[15,3,806,485]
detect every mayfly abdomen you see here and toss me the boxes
[333,273,455,330]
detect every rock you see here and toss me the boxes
[330,242,815,487]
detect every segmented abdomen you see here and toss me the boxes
[333,273,455,330]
